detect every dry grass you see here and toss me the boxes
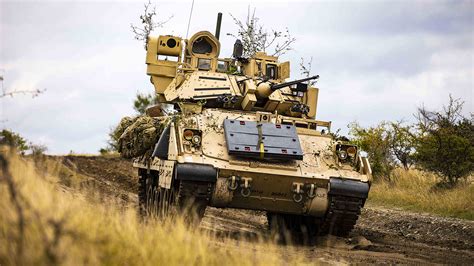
[6,147,471,265]
[368,168,474,220]
[0,149,299,265]
[64,152,119,158]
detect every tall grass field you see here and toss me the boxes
[0,149,296,265]
[1,147,472,265]
[368,168,474,220]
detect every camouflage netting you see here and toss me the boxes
[112,117,135,141]
[116,116,168,159]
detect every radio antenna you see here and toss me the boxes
[185,0,195,39]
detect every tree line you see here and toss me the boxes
[348,95,473,186]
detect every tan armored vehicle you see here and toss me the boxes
[132,14,371,240]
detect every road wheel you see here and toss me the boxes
[138,169,177,218]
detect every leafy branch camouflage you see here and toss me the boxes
[130,0,173,49]
[227,7,295,57]
[299,57,317,86]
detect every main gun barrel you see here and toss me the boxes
[270,75,319,91]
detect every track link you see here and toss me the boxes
[176,180,213,223]
[321,195,365,237]
[138,169,147,217]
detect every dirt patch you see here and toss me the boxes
[62,155,137,192]
[54,155,474,264]
[54,155,137,204]
[201,207,474,264]
[356,207,474,251]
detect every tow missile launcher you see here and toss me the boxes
[133,13,372,240]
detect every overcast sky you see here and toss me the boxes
[1,0,473,154]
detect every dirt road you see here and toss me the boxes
[59,155,474,264]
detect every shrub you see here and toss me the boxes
[29,143,47,157]
[0,129,29,154]
[414,96,473,185]
[349,122,394,179]
[389,122,416,170]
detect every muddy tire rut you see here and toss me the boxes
[59,156,474,264]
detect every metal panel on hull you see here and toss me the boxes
[223,119,303,160]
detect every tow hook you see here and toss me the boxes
[240,177,252,197]
[306,183,317,198]
[227,175,240,191]
[292,182,304,203]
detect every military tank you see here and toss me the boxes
[128,13,372,240]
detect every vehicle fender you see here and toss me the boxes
[152,125,171,159]
[328,177,369,199]
[175,163,217,182]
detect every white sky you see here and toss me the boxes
[1,0,473,154]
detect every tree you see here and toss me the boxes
[349,122,394,179]
[102,92,157,153]
[133,92,157,115]
[0,129,50,156]
[0,129,29,154]
[228,7,296,58]
[414,96,473,186]
[389,121,416,170]
[105,126,120,153]
[130,0,172,49]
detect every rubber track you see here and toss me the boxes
[321,195,364,237]
[137,170,147,217]
[176,180,213,222]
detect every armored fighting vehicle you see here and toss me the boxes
[131,13,371,240]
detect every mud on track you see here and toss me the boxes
[60,156,474,264]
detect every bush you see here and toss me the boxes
[389,122,416,170]
[349,122,394,179]
[414,96,473,185]
[0,129,29,154]
[29,143,47,157]
[99,148,111,155]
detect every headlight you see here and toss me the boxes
[183,129,202,147]
[338,150,348,160]
[191,135,201,145]
[336,143,358,164]
[183,129,194,141]
[347,146,357,157]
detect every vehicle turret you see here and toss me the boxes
[145,22,322,119]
